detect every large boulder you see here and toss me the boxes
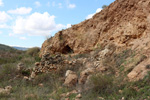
[79,68,95,84]
[64,70,78,87]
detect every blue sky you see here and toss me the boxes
[0,0,115,47]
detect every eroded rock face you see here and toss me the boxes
[40,0,150,57]
[127,58,150,81]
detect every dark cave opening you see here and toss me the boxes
[62,45,74,54]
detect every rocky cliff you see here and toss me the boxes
[40,0,150,57]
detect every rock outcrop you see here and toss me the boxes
[40,0,150,57]
[33,53,64,74]
[127,58,150,81]
[36,0,150,94]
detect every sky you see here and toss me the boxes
[0,0,115,48]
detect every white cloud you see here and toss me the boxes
[86,14,94,20]
[19,37,27,40]
[68,4,76,9]
[47,2,62,8]
[96,8,102,13]
[12,12,66,36]
[0,31,2,34]
[67,24,71,28]
[7,7,32,15]
[66,0,76,9]
[35,1,41,7]
[0,0,3,6]
[9,33,14,36]
[0,24,9,28]
[0,11,12,23]
[86,8,102,19]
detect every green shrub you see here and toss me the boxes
[0,63,17,81]
[102,5,107,9]
[81,91,99,100]
[21,70,31,76]
[0,51,24,64]
[89,73,113,94]
[122,87,137,99]
[26,47,40,57]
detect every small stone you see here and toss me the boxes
[98,97,105,100]
[65,92,69,97]
[65,98,70,100]
[60,93,66,97]
[65,70,75,77]
[0,86,12,95]
[70,90,78,94]
[30,72,36,79]
[119,90,123,94]
[49,98,54,100]
[5,86,12,92]
[96,66,107,72]
[23,76,29,80]
[38,83,44,87]
[17,63,24,71]
[121,97,125,100]
[0,88,6,94]
[35,62,40,66]
[76,94,82,98]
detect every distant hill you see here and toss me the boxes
[12,46,28,51]
[0,44,29,51]
[0,44,25,65]
[0,44,16,51]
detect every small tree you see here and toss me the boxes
[102,5,107,9]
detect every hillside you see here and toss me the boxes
[38,0,150,99]
[12,46,28,51]
[0,44,16,51]
[1,0,150,100]
[40,0,150,56]
[0,44,23,65]
[39,0,150,81]
[0,44,28,51]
